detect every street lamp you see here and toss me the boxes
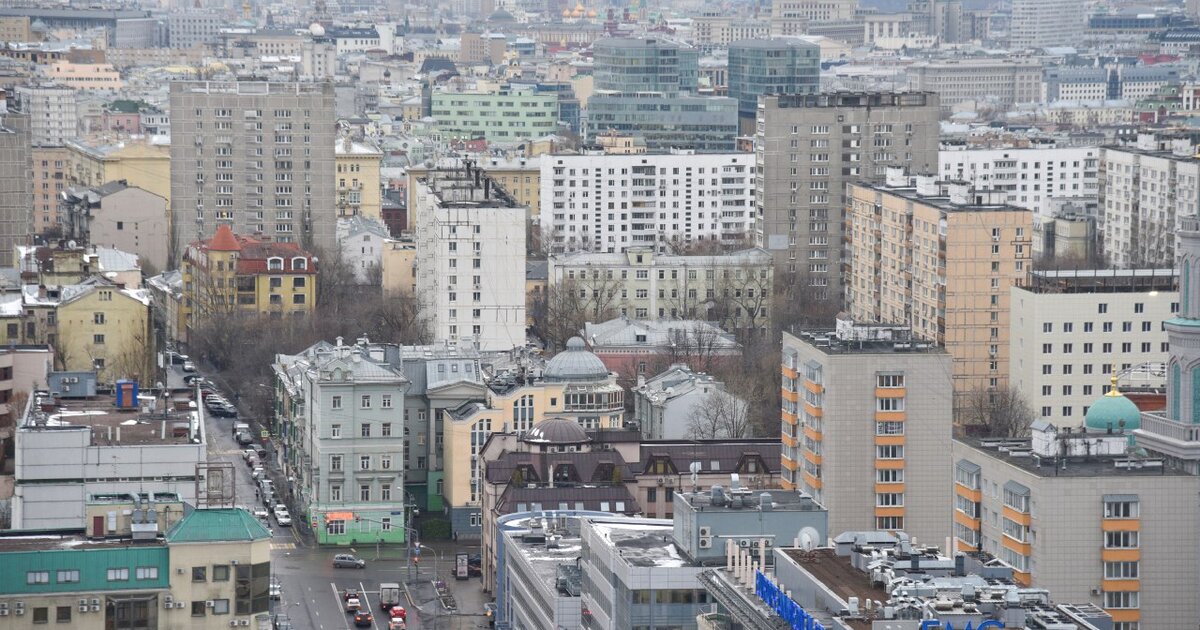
[418,543,444,581]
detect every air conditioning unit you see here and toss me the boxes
[90,605,100,613]
[229,622,239,627]
[79,604,89,613]
[698,537,712,549]
[176,568,185,575]
[206,601,215,609]
[90,599,99,606]
[738,539,750,548]
[164,601,175,610]
[240,620,251,626]
[78,599,87,607]
[176,602,187,609]
[698,526,712,537]
[0,609,8,617]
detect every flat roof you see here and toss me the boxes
[506,518,586,597]
[784,329,945,355]
[676,489,822,513]
[22,392,200,446]
[956,437,1193,478]
[869,183,1031,214]
[0,531,165,552]
[1020,268,1177,294]
[783,548,884,630]
[589,519,690,568]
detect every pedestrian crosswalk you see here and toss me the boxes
[271,542,295,550]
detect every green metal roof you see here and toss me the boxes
[165,509,271,544]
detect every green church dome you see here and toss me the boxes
[1085,375,1141,432]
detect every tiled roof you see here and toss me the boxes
[165,508,271,543]
[208,225,240,251]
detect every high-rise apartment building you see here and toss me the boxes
[1010,0,1086,51]
[13,84,77,147]
[169,81,336,261]
[845,173,1033,412]
[0,107,31,264]
[727,38,820,124]
[754,92,939,297]
[412,163,526,352]
[31,146,69,232]
[781,320,953,544]
[538,150,754,252]
[952,427,1199,629]
[1100,137,1200,268]
[588,38,738,152]
[1010,269,1175,426]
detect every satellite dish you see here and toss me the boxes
[798,527,820,551]
[689,461,701,474]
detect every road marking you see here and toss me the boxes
[271,542,295,550]
[358,581,380,630]
[329,583,352,630]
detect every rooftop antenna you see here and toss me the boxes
[689,461,700,493]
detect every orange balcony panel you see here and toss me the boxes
[1001,536,1032,556]
[954,540,979,553]
[781,457,799,471]
[803,426,822,441]
[874,507,905,518]
[782,433,798,448]
[875,459,905,469]
[803,402,823,417]
[1102,519,1141,532]
[874,435,906,446]
[875,387,906,398]
[802,471,823,489]
[781,479,796,490]
[782,389,799,403]
[1101,579,1140,592]
[1101,549,1141,562]
[954,510,981,529]
[782,366,797,379]
[874,482,905,494]
[1002,506,1032,526]
[1106,610,1141,623]
[954,485,982,502]
[804,380,823,394]
[1012,571,1031,587]
[782,409,798,424]
[803,450,822,466]
[874,411,906,422]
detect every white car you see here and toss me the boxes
[182,360,196,372]
[275,512,292,527]
[273,505,290,519]
[253,507,270,522]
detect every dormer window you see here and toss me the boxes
[292,256,308,271]
[268,257,283,271]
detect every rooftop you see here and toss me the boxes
[589,518,690,568]
[677,488,821,514]
[417,159,522,209]
[22,389,201,446]
[1019,268,1177,294]
[165,508,271,543]
[956,436,1192,478]
[505,517,586,597]
[765,91,935,110]
[784,320,944,356]
[0,530,165,553]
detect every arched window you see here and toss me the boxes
[292,256,308,271]
[267,257,283,271]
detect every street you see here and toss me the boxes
[195,368,492,630]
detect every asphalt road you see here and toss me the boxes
[196,371,492,630]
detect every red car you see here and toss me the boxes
[354,611,373,627]
[387,605,406,621]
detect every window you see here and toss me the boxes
[331,424,341,438]
[213,565,230,581]
[192,566,207,582]
[93,312,105,324]
[876,421,904,435]
[1104,592,1139,609]
[360,394,371,408]
[1105,531,1138,548]
[212,599,230,615]
[382,484,392,501]
[381,395,392,409]
[55,606,71,623]
[1105,561,1139,579]
[1134,302,1144,314]
[330,455,342,471]
[1104,500,1139,519]
[135,566,158,580]
[327,519,345,535]
[877,374,904,388]
[32,608,48,624]
[191,602,206,617]
[361,423,371,438]
[26,571,49,584]
[877,397,905,412]
[876,493,904,506]
[106,568,129,581]
[332,395,343,409]
[93,334,105,345]
[876,445,904,459]
[382,423,392,437]
[381,455,392,469]
[360,484,371,501]
[877,469,904,483]
[1099,303,1108,314]
[331,485,342,502]
[56,570,79,583]
[360,455,371,470]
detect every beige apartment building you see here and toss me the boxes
[65,139,171,205]
[547,247,774,333]
[43,62,123,91]
[31,146,69,233]
[755,92,939,298]
[335,138,383,221]
[1010,269,1176,426]
[952,430,1199,630]
[845,172,1033,414]
[781,320,952,545]
[906,58,1043,113]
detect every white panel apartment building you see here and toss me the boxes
[1009,0,1086,50]
[1100,136,1200,267]
[939,145,1100,219]
[1010,270,1176,425]
[413,165,526,352]
[539,151,754,253]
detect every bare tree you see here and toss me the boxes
[711,264,774,340]
[963,385,1035,438]
[531,272,621,351]
[687,388,752,440]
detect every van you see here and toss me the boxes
[232,422,249,437]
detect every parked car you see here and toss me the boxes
[251,467,265,480]
[182,360,196,372]
[253,507,270,522]
[275,512,291,527]
[246,456,260,470]
[333,554,366,569]
[353,611,373,628]
[253,445,268,459]
[211,403,238,418]
[236,432,253,445]
[269,579,282,600]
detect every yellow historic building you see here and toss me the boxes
[335,138,383,221]
[65,139,171,204]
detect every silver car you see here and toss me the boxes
[332,554,366,569]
